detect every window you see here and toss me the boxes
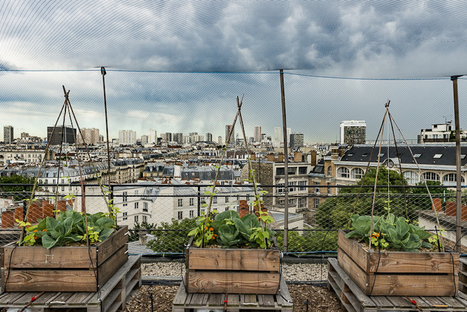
[413,153,422,158]
[276,168,285,175]
[314,182,320,194]
[225,197,229,203]
[298,181,306,191]
[135,190,139,195]
[142,216,147,223]
[433,154,443,159]
[178,211,183,220]
[134,202,139,209]
[351,168,364,179]
[337,167,350,178]
[327,166,332,176]
[189,210,194,218]
[123,212,127,221]
[443,174,465,186]
[299,198,307,208]
[287,167,296,175]
[143,202,148,212]
[422,172,440,182]
[213,197,217,204]
[123,191,128,202]
[277,183,284,193]
[403,171,419,185]
[327,182,331,195]
[288,198,296,206]
[299,167,308,174]
[134,215,139,223]
[189,198,194,206]
[288,182,295,192]
[313,198,320,209]
[178,199,183,207]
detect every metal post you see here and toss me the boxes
[197,186,201,217]
[452,75,463,252]
[280,69,288,252]
[101,67,112,186]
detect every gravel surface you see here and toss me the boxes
[125,261,345,312]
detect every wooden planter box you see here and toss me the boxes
[185,239,281,294]
[1,225,128,292]
[337,230,459,297]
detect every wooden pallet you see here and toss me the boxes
[0,255,141,312]
[328,258,467,312]
[172,275,293,312]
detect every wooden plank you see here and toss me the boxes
[327,258,376,309]
[278,275,293,307]
[187,248,280,272]
[65,292,95,305]
[338,230,371,272]
[172,281,188,306]
[439,296,466,309]
[3,269,98,292]
[259,294,275,307]
[208,293,223,306]
[338,230,459,274]
[338,248,458,296]
[1,244,98,269]
[97,244,128,289]
[243,294,258,307]
[370,296,393,308]
[0,226,127,270]
[386,296,414,308]
[227,294,240,307]
[189,293,208,306]
[89,255,140,302]
[97,225,128,266]
[186,271,279,294]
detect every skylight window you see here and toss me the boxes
[462,155,466,160]
[347,153,353,157]
[413,154,422,158]
[433,154,443,159]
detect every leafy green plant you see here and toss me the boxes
[346,213,433,252]
[187,209,276,249]
[18,210,115,249]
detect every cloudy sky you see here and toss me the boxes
[2,0,467,144]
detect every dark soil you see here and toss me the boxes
[125,283,346,312]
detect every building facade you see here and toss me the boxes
[3,126,13,144]
[340,120,366,145]
[47,126,77,145]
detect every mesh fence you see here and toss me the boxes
[0,183,463,257]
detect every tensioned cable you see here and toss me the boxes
[0,68,460,81]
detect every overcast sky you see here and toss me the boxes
[2,0,467,144]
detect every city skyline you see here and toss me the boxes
[2,1,467,143]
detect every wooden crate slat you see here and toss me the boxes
[3,269,98,292]
[328,258,377,309]
[338,230,459,274]
[0,226,128,270]
[97,244,128,290]
[173,276,292,311]
[227,294,240,307]
[329,258,467,312]
[97,226,128,266]
[186,271,279,294]
[172,281,188,306]
[338,246,458,297]
[187,248,280,272]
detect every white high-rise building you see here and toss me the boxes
[78,128,99,145]
[118,130,137,145]
[149,129,157,143]
[274,127,281,147]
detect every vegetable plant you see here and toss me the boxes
[188,209,276,249]
[18,210,115,249]
[346,213,433,252]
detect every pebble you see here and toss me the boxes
[142,261,329,282]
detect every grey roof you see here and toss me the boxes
[340,144,467,167]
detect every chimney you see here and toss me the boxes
[277,153,284,162]
[267,154,275,162]
[310,150,317,166]
[294,151,302,162]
